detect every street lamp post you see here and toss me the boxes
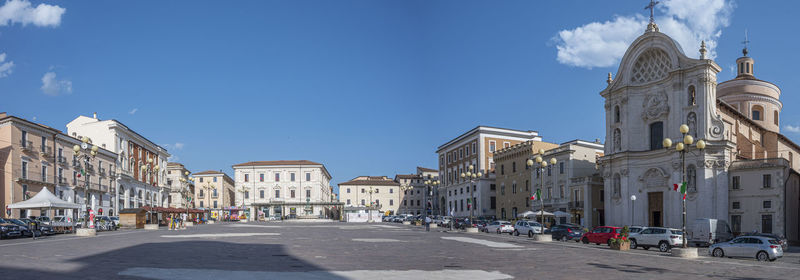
[527,149,556,235]
[139,158,160,224]
[423,179,439,216]
[459,165,482,228]
[178,171,194,226]
[630,194,637,226]
[368,187,374,223]
[72,137,98,229]
[663,124,706,248]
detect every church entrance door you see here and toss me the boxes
[648,192,663,227]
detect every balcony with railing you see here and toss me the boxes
[40,146,52,156]
[99,168,107,178]
[57,156,68,165]
[21,140,34,151]
[568,201,584,209]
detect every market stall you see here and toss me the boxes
[7,188,80,233]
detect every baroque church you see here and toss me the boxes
[599,20,800,244]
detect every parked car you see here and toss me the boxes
[581,226,622,246]
[485,220,514,234]
[382,216,393,222]
[20,218,54,235]
[709,236,783,262]
[110,217,120,228]
[628,226,646,234]
[0,218,23,239]
[629,227,683,252]
[32,216,51,226]
[513,220,546,237]
[96,216,117,231]
[689,218,733,247]
[747,233,789,251]
[7,219,37,237]
[550,224,584,241]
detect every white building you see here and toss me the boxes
[67,113,171,212]
[165,162,194,208]
[437,126,542,218]
[232,160,334,220]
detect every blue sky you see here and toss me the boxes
[2,0,800,192]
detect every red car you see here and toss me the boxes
[581,226,623,246]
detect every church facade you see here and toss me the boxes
[599,23,800,243]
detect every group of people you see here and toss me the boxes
[167,213,188,230]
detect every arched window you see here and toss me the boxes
[614,106,620,123]
[687,165,697,192]
[612,173,621,197]
[688,85,696,106]
[774,111,779,126]
[752,105,763,121]
[649,121,664,150]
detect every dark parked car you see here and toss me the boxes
[0,218,23,239]
[550,224,585,242]
[7,219,38,237]
[19,218,54,236]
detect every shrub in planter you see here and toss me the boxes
[610,226,631,251]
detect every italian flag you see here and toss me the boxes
[78,168,85,178]
[530,189,541,200]
[673,182,687,200]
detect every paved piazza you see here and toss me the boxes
[0,222,798,279]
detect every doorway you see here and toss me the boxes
[648,192,663,227]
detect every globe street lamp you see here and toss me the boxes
[140,157,161,224]
[527,149,556,235]
[73,136,98,229]
[630,194,637,226]
[423,179,439,216]
[460,165,482,228]
[663,124,706,248]
[178,171,194,225]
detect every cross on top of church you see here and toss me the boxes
[645,0,660,23]
[742,29,750,56]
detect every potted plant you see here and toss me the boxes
[610,226,631,251]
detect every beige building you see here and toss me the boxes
[1,113,117,219]
[493,140,558,219]
[165,162,194,208]
[233,160,334,220]
[339,176,400,215]
[437,126,542,218]
[193,170,235,211]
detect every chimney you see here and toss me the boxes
[93,112,97,119]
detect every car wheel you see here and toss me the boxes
[658,241,670,252]
[630,239,638,249]
[607,239,612,247]
[582,237,589,244]
[712,248,724,257]
[514,230,519,236]
[756,251,769,262]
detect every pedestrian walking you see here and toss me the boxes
[425,216,431,232]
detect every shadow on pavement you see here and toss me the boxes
[0,241,345,280]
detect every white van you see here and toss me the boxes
[689,218,733,247]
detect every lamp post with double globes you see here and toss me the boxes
[140,158,161,224]
[663,124,706,248]
[178,171,194,225]
[423,179,439,216]
[527,149,557,235]
[72,136,98,229]
[460,165,482,228]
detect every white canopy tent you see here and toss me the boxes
[521,210,554,217]
[7,187,80,211]
[552,211,572,218]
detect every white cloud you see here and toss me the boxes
[129,108,138,115]
[785,125,800,133]
[40,71,72,95]
[0,0,65,27]
[553,0,734,68]
[167,155,180,162]
[0,52,12,77]
[174,142,184,150]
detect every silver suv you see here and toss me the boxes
[513,220,546,237]
[629,227,683,252]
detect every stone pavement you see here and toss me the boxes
[0,221,796,279]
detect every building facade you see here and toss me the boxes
[1,113,116,219]
[598,21,800,243]
[165,162,194,208]
[437,126,542,218]
[67,113,171,212]
[233,160,334,220]
[193,170,235,211]
[395,167,439,215]
[493,140,558,220]
[339,176,400,215]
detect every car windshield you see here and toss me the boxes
[39,217,50,222]
[670,230,683,235]
[9,219,26,226]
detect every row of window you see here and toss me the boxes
[731,200,772,210]
[447,196,497,211]
[448,185,477,196]
[345,199,394,206]
[344,187,394,194]
[198,200,219,208]
[244,172,312,182]
[731,174,772,190]
[730,214,772,234]
[244,189,313,199]
[500,161,564,176]
[444,142,478,165]
[499,181,531,195]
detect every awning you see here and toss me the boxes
[7,188,80,209]
[521,210,554,217]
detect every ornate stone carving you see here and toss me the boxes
[642,91,670,121]
[631,48,672,84]
[687,112,697,137]
[638,168,670,189]
[705,160,715,168]
[715,160,727,168]
[621,169,629,176]
[709,114,724,139]
[672,161,681,170]
[613,129,622,151]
